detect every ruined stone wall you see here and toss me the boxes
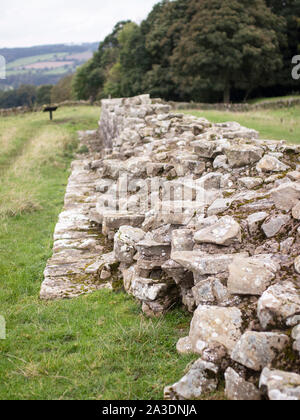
[42,94,300,400]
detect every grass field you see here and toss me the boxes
[0,106,199,400]
[6,53,68,70]
[185,105,300,143]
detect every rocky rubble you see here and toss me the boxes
[41,95,300,400]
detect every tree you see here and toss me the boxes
[102,62,123,98]
[36,85,52,105]
[51,74,74,103]
[16,85,37,107]
[266,0,300,92]
[73,21,130,100]
[171,0,286,102]
[118,22,150,97]
[141,0,190,100]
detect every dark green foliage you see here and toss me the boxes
[73,21,130,100]
[266,0,300,93]
[51,74,74,103]
[36,85,52,105]
[0,84,37,108]
[72,0,299,103]
[171,0,286,102]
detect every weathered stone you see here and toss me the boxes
[225,144,263,168]
[198,172,222,190]
[192,140,218,158]
[171,229,194,252]
[187,305,243,353]
[207,198,232,216]
[238,177,263,190]
[286,315,300,327]
[294,256,300,274]
[271,182,300,212]
[257,155,290,173]
[176,336,193,355]
[292,324,300,353]
[213,155,228,170]
[114,226,145,264]
[194,216,241,246]
[102,213,145,235]
[172,251,248,277]
[164,359,218,400]
[292,324,300,340]
[247,212,268,235]
[260,368,300,400]
[192,279,215,306]
[228,255,278,296]
[257,282,300,329]
[225,368,261,401]
[136,240,171,262]
[292,201,300,220]
[287,171,300,182]
[262,214,290,238]
[131,277,168,302]
[194,215,219,230]
[280,237,295,254]
[231,331,289,372]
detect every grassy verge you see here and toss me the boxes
[185,106,300,143]
[0,106,197,400]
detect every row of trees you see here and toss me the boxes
[73,0,300,103]
[0,75,74,109]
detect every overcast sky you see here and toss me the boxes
[0,0,159,48]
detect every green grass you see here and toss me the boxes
[185,105,300,143]
[0,106,197,400]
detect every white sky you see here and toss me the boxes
[0,0,159,48]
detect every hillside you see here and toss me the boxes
[0,43,99,90]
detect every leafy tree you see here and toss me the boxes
[73,21,130,100]
[36,85,52,105]
[171,0,286,102]
[118,22,150,97]
[51,74,74,103]
[102,62,123,98]
[141,0,190,100]
[266,0,300,92]
[16,85,37,107]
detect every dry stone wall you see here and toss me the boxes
[41,94,300,400]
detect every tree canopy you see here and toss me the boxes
[72,0,299,103]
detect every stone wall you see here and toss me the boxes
[42,94,300,400]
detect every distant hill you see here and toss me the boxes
[0,43,99,90]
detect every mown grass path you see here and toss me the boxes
[0,107,196,400]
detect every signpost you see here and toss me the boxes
[43,106,58,121]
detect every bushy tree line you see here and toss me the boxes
[0,85,50,108]
[73,0,300,103]
[0,75,75,109]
